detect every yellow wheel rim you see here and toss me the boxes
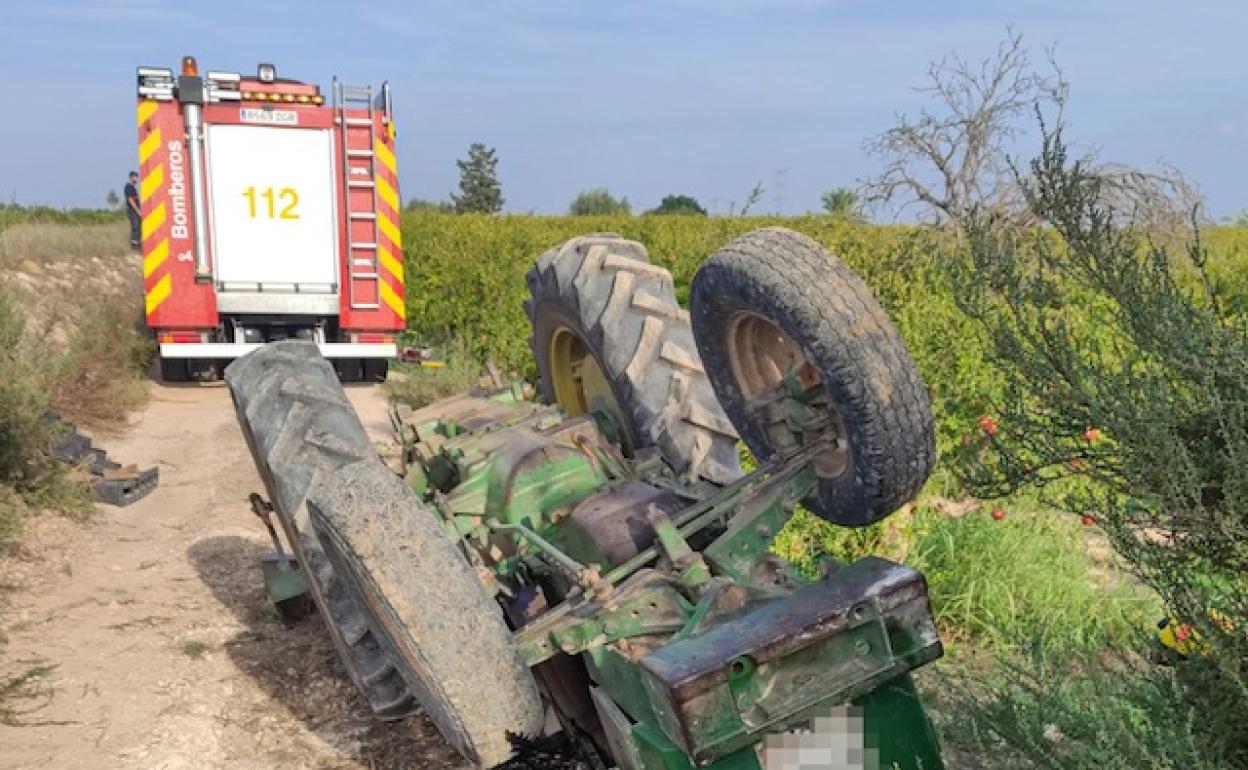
[548,326,625,423]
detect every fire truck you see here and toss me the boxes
[135,56,404,382]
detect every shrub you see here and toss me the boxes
[0,286,89,541]
[937,650,1242,770]
[950,127,1248,766]
[645,194,707,216]
[569,189,630,216]
[0,219,150,542]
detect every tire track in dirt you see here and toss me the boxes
[0,381,469,769]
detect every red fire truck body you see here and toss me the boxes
[135,57,404,381]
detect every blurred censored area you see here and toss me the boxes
[757,706,872,770]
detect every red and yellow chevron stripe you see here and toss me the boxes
[373,128,405,322]
[137,99,172,317]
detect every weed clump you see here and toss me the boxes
[385,338,484,410]
[0,286,89,539]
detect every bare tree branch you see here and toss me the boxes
[861,29,1068,229]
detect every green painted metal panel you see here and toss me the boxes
[856,673,944,770]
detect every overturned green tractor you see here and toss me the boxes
[225,227,944,769]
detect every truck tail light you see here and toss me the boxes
[353,333,395,344]
[160,332,204,344]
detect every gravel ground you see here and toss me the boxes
[0,381,469,770]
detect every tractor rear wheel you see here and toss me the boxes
[309,459,544,767]
[225,342,542,767]
[689,227,935,527]
[526,235,740,486]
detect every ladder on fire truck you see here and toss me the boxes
[333,80,380,311]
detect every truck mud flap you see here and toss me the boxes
[47,415,160,507]
[637,557,942,764]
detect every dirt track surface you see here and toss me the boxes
[0,382,469,769]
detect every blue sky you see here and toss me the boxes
[0,0,1244,217]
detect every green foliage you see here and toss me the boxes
[0,286,90,543]
[569,189,631,216]
[451,143,504,214]
[772,504,915,573]
[1225,208,1248,227]
[908,507,1152,657]
[404,198,453,213]
[739,182,765,216]
[49,299,154,431]
[400,212,1005,470]
[951,127,1248,767]
[397,209,1247,494]
[105,190,120,209]
[385,339,484,410]
[820,187,863,219]
[0,204,123,233]
[646,194,707,216]
[0,220,151,543]
[939,652,1246,770]
[178,640,211,660]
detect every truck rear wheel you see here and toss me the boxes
[159,357,191,383]
[689,228,935,527]
[526,235,740,486]
[225,342,542,767]
[363,358,389,383]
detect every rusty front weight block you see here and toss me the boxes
[637,557,942,764]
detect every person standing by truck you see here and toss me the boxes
[124,171,140,249]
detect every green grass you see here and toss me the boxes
[0,204,122,235]
[178,640,211,660]
[385,338,484,410]
[909,507,1155,658]
[932,650,1244,770]
[778,502,1155,659]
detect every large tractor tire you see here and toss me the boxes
[225,342,542,768]
[526,235,740,486]
[689,228,935,527]
[310,460,544,767]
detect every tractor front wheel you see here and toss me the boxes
[690,227,935,527]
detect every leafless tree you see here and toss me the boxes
[1089,162,1207,231]
[862,29,1068,228]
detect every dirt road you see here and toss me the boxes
[0,382,469,769]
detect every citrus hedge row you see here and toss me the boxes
[399,212,1248,470]
[0,205,124,233]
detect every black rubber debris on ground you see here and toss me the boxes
[492,733,589,770]
[46,414,159,507]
